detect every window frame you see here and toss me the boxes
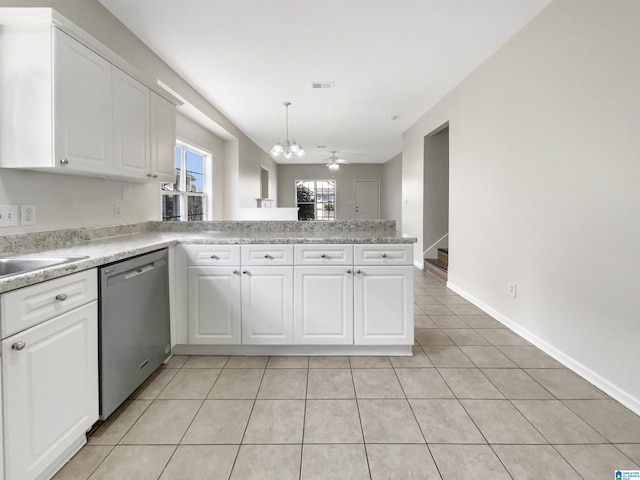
[161,140,211,221]
[295,179,337,221]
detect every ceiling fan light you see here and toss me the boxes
[328,162,340,171]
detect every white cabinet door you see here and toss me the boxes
[294,266,354,345]
[188,266,241,344]
[112,67,150,179]
[354,266,414,345]
[54,29,112,174]
[2,302,98,480]
[241,267,293,344]
[150,91,176,182]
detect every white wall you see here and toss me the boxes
[0,0,276,229]
[381,153,403,232]
[402,0,640,411]
[176,114,225,220]
[278,164,384,221]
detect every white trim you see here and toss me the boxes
[446,281,640,416]
[413,259,425,270]
[172,344,412,356]
[353,179,381,219]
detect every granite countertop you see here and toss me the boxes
[0,222,417,293]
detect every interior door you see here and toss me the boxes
[354,180,380,219]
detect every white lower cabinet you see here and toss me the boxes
[241,267,293,344]
[188,266,241,344]
[2,301,98,480]
[294,266,354,344]
[354,266,414,345]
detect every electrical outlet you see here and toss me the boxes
[20,204,36,226]
[508,283,517,298]
[114,203,122,218]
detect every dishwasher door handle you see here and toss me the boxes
[123,263,155,280]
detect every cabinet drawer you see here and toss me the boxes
[184,245,240,266]
[1,269,97,338]
[294,244,353,265]
[354,244,413,266]
[241,244,293,266]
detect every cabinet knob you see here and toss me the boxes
[55,293,68,301]
[382,253,387,258]
[152,174,158,178]
[210,255,218,259]
[232,270,239,275]
[356,270,362,274]
[11,341,26,351]
[147,173,153,177]
[242,270,248,275]
[321,254,327,258]
[60,158,69,166]
[264,254,271,259]
[347,269,352,274]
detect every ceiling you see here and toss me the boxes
[98,0,553,165]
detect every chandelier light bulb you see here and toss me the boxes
[328,163,339,171]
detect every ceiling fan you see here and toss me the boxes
[325,151,349,170]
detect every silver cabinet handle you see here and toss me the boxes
[347,269,352,274]
[321,254,327,258]
[356,270,362,274]
[210,255,219,259]
[146,173,153,177]
[11,341,26,350]
[264,254,271,259]
[382,253,387,258]
[232,270,239,275]
[242,270,248,275]
[55,293,68,301]
[152,174,158,178]
[60,158,69,166]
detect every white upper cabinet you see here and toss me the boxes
[112,66,150,178]
[150,91,177,182]
[0,10,179,181]
[54,29,113,174]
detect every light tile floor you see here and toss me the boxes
[54,269,640,479]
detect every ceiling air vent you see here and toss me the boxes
[311,81,334,89]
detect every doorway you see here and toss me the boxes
[423,124,449,273]
[354,180,380,219]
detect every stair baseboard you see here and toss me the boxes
[424,258,448,281]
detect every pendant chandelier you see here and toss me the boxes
[271,101,305,159]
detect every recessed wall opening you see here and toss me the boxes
[423,122,450,277]
[260,166,269,199]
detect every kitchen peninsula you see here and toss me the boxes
[0,220,416,355]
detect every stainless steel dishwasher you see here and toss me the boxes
[98,248,171,419]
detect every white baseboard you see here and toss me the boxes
[447,281,640,416]
[414,259,424,270]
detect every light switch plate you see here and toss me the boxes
[20,204,36,225]
[5,205,18,226]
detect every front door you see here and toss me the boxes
[354,180,380,219]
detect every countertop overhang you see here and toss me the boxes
[0,223,417,293]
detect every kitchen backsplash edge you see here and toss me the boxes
[1,220,398,255]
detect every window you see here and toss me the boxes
[296,180,336,221]
[162,142,209,221]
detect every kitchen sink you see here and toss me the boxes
[0,255,89,279]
